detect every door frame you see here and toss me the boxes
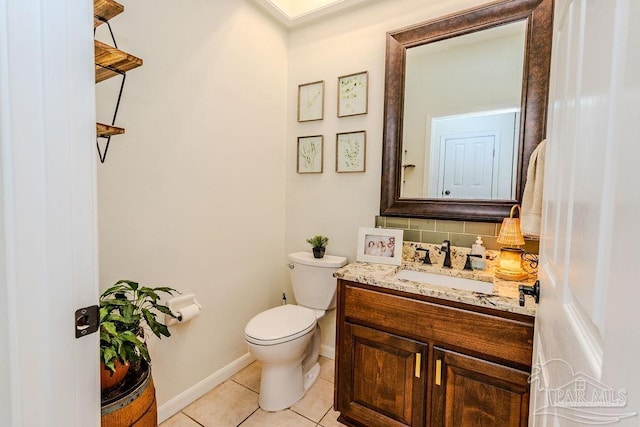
[426,108,520,199]
[0,0,100,425]
[530,0,640,424]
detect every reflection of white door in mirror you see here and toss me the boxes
[400,20,526,201]
[440,132,496,199]
[421,110,519,199]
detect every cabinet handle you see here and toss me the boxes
[435,359,442,386]
[415,353,421,378]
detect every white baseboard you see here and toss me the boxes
[320,344,335,360]
[157,352,255,423]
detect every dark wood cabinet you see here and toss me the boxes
[337,323,427,426]
[335,279,534,427]
[431,348,530,427]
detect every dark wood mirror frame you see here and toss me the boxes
[380,0,553,222]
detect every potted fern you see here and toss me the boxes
[306,235,329,258]
[99,280,179,390]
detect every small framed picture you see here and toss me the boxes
[298,80,324,122]
[338,71,368,117]
[336,131,366,173]
[297,135,323,173]
[356,227,403,266]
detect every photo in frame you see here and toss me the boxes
[336,130,366,173]
[338,71,368,117]
[356,227,403,265]
[297,135,323,173]
[298,80,324,122]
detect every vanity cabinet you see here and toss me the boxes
[431,348,530,427]
[338,322,427,426]
[335,279,533,427]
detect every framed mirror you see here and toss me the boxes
[380,0,552,222]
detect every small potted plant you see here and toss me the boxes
[99,280,179,390]
[306,235,329,259]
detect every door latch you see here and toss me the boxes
[75,305,99,338]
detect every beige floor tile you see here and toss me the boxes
[239,408,316,427]
[290,378,334,423]
[232,360,262,393]
[319,408,343,427]
[318,357,335,383]
[159,412,201,427]
[182,380,258,427]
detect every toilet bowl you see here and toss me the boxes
[245,304,321,411]
[244,252,347,411]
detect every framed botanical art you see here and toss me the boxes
[336,131,366,173]
[338,71,368,117]
[297,135,323,173]
[297,80,324,122]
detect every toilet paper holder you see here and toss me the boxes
[166,293,202,326]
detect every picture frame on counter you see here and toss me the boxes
[338,71,368,117]
[297,80,324,122]
[356,227,403,265]
[336,130,366,173]
[297,135,323,173]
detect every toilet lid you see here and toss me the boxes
[245,305,317,345]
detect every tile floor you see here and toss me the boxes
[159,357,342,427]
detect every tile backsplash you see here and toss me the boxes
[375,216,539,254]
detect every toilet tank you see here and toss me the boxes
[288,252,347,310]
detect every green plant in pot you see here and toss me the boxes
[306,235,329,259]
[99,280,179,391]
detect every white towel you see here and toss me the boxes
[521,139,546,237]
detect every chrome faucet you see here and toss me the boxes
[441,240,452,268]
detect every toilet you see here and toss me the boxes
[244,251,347,411]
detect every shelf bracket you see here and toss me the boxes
[95,69,126,163]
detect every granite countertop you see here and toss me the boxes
[334,242,537,317]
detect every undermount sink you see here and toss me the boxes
[393,269,494,294]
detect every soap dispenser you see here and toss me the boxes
[471,236,487,270]
[471,236,486,257]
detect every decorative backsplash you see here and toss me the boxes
[375,216,539,254]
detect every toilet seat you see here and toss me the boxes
[245,305,317,346]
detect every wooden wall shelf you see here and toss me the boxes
[97,123,125,137]
[94,0,142,163]
[94,0,124,28]
[94,40,143,83]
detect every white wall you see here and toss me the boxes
[96,0,288,407]
[286,0,494,352]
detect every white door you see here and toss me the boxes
[440,133,496,199]
[0,1,100,426]
[429,111,519,199]
[530,0,640,425]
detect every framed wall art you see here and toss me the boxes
[356,227,403,265]
[297,80,324,122]
[297,135,323,173]
[338,71,368,117]
[336,131,366,173]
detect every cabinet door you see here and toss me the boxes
[431,348,530,427]
[337,322,427,427]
